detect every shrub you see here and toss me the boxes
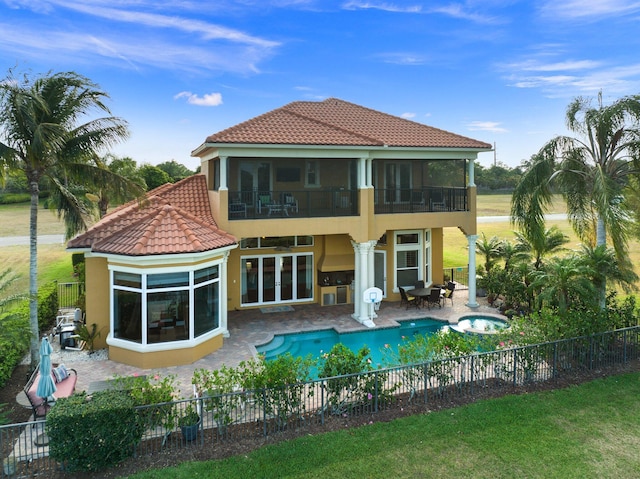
[318,343,394,414]
[193,364,244,431]
[0,312,29,387]
[248,354,314,426]
[112,373,178,429]
[47,391,144,472]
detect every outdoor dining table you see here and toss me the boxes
[406,288,431,308]
[407,287,445,308]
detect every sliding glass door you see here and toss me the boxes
[241,253,313,306]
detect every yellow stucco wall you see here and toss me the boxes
[108,334,224,369]
[84,256,110,350]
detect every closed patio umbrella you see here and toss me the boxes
[36,337,57,401]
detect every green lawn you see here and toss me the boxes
[129,372,640,479]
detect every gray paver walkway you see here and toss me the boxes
[54,297,500,398]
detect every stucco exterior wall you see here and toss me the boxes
[84,256,110,350]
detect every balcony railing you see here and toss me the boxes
[228,189,358,219]
[374,187,468,214]
[227,187,468,219]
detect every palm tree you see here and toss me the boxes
[577,244,637,308]
[475,233,503,274]
[514,226,569,270]
[530,255,596,313]
[498,239,529,272]
[84,154,146,219]
[512,92,640,303]
[0,70,129,367]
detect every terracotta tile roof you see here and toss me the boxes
[202,98,491,149]
[67,175,236,256]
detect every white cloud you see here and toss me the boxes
[538,0,640,20]
[401,112,416,119]
[0,21,271,74]
[467,121,508,133]
[342,1,423,13]
[174,91,223,106]
[376,52,428,65]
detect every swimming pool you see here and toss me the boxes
[256,318,448,368]
[452,315,509,333]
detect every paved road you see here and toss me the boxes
[0,235,65,246]
[477,213,566,223]
[0,215,568,247]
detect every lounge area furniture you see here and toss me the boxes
[425,288,442,309]
[23,364,77,420]
[229,201,247,218]
[442,281,456,306]
[282,193,299,214]
[400,287,420,309]
[399,287,419,309]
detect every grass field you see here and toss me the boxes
[129,372,640,479]
[1,194,638,295]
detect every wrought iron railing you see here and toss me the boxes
[3,326,639,476]
[228,189,358,219]
[374,187,468,214]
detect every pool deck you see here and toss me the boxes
[52,296,502,399]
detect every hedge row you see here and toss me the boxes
[0,281,59,387]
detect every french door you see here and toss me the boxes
[241,254,313,306]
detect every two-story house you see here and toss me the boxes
[68,98,491,368]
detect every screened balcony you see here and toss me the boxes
[373,187,468,214]
[228,188,358,219]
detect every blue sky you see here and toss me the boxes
[2,1,640,171]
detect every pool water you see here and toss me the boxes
[256,318,448,369]
[454,316,509,333]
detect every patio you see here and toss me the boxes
[53,297,499,399]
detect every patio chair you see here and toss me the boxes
[282,193,299,214]
[442,282,455,306]
[414,280,425,289]
[430,189,446,211]
[399,287,419,309]
[257,194,273,214]
[229,200,247,218]
[425,288,442,309]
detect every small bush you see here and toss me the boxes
[47,391,144,472]
[0,193,29,204]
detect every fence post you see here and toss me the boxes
[512,349,518,388]
[262,388,267,437]
[423,362,429,404]
[320,380,325,425]
[374,371,379,413]
[623,329,628,364]
[552,342,558,379]
[470,355,474,396]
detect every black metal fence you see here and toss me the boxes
[56,282,84,310]
[443,266,469,288]
[374,187,468,214]
[3,326,639,476]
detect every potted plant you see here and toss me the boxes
[178,403,200,441]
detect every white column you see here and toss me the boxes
[466,234,479,308]
[351,241,377,327]
[366,157,373,188]
[467,158,475,187]
[219,156,228,190]
[220,252,230,337]
[359,157,367,188]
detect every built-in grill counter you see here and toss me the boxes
[318,269,354,306]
